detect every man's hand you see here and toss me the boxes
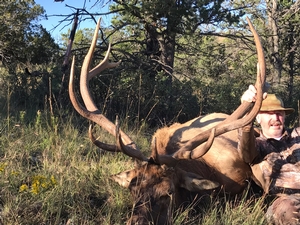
[241,84,267,103]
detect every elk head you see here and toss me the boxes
[69,17,265,224]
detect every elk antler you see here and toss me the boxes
[171,17,266,160]
[69,18,148,162]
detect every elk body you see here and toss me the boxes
[69,18,266,225]
[152,113,253,194]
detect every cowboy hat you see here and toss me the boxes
[260,94,294,115]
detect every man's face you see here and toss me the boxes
[256,110,286,139]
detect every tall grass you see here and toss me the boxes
[0,112,267,224]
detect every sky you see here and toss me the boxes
[35,0,112,41]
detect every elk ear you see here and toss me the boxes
[179,171,219,192]
[111,169,138,188]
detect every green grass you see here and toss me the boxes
[0,113,267,224]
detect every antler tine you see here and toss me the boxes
[154,128,216,165]
[190,128,216,159]
[69,17,148,162]
[88,43,121,81]
[151,137,178,166]
[88,125,119,152]
[115,117,149,161]
[246,17,266,87]
[172,17,265,160]
[79,18,120,113]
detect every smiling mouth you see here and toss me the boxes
[270,121,282,126]
[271,124,280,128]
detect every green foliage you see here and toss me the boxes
[174,34,258,115]
[60,28,95,49]
[111,0,245,34]
[0,0,61,122]
[105,0,252,125]
[0,0,45,66]
[27,26,59,64]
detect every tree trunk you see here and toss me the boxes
[267,0,282,84]
[287,22,295,104]
[145,21,176,119]
[159,35,175,86]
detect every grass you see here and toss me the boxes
[0,112,268,224]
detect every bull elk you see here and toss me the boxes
[69,17,266,225]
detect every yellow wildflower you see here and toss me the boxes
[50,175,57,185]
[0,163,7,172]
[19,184,29,192]
[29,175,57,195]
[31,181,40,195]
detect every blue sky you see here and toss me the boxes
[35,0,112,40]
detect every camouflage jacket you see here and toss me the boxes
[238,125,300,195]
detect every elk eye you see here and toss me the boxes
[159,195,170,201]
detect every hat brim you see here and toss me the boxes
[260,107,295,115]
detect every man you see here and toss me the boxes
[239,84,300,225]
